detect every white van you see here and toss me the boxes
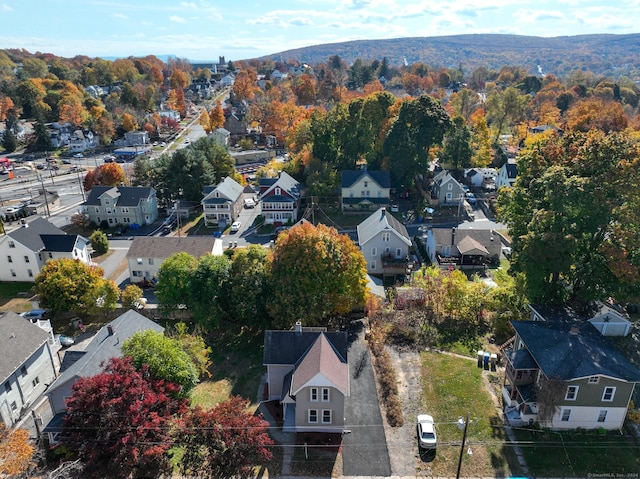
[244,198,256,209]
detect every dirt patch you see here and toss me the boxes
[0,297,34,312]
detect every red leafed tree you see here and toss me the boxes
[83,162,126,191]
[62,357,188,479]
[177,397,273,478]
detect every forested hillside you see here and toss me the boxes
[263,33,640,81]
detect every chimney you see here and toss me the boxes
[451,227,456,245]
[107,325,114,336]
[569,325,579,336]
[294,321,302,333]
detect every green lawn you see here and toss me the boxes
[419,352,521,477]
[0,282,34,301]
[512,428,640,477]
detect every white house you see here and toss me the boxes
[67,129,99,153]
[82,186,158,227]
[496,160,518,189]
[201,177,244,226]
[357,207,413,277]
[341,170,391,212]
[0,218,91,282]
[464,168,497,190]
[126,236,223,283]
[211,127,231,148]
[0,312,58,428]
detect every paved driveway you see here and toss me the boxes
[342,325,392,477]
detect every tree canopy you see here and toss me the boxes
[267,222,368,327]
[62,357,188,479]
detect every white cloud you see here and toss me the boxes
[180,2,198,8]
[169,15,187,23]
[1,4,13,12]
[113,13,128,20]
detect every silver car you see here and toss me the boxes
[417,414,437,449]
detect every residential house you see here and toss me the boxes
[502,304,640,430]
[211,127,231,148]
[114,130,150,147]
[223,112,248,138]
[0,312,58,428]
[263,323,349,433]
[47,122,74,148]
[43,311,165,443]
[0,218,91,282]
[341,170,391,213]
[270,70,288,81]
[431,169,465,205]
[157,105,181,122]
[496,160,518,189]
[259,172,303,225]
[425,227,501,269]
[464,168,497,190]
[67,129,99,153]
[82,186,158,227]
[219,74,235,87]
[202,177,244,226]
[357,207,413,277]
[126,236,223,283]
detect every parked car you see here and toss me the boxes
[62,158,72,164]
[465,192,477,205]
[244,198,255,209]
[230,221,241,233]
[73,153,84,158]
[56,334,75,347]
[103,156,115,163]
[417,414,437,449]
[20,309,50,321]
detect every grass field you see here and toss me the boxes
[419,352,520,477]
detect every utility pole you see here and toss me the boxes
[38,175,50,218]
[456,413,470,479]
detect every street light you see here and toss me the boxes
[456,414,471,479]
[37,175,51,218]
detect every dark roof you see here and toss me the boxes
[84,186,155,207]
[40,234,80,253]
[262,194,294,203]
[430,227,500,251]
[510,320,640,382]
[8,218,65,252]
[59,350,86,372]
[0,312,51,383]
[505,348,538,370]
[341,170,391,188]
[505,163,518,179]
[263,330,348,365]
[529,304,584,324]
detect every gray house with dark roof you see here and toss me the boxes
[0,312,57,428]
[82,186,158,227]
[264,323,349,433]
[502,305,640,430]
[0,218,91,282]
[496,160,518,189]
[341,170,391,212]
[43,310,164,442]
[201,177,244,226]
[357,207,413,277]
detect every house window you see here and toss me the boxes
[275,187,281,196]
[381,232,390,242]
[322,410,332,424]
[597,410,608,423]
[322,388,330,402]
[10,269,16,277]
[370,261,376,270]
[4,381,11,392]
[602,387,616,402]
[515,371,523,380]
[20,366,27,377]
[446,192,453,201]
[132,270,142,277]
[561,409,571,422]
[565,386,579,401]
[48,252,53,259]
[10,402,17,411]
[361,190,366,197]
[310,388,318,402]
[148,258,154,265]
[588,376,600,385]
[371,247,377,257]
[137,258,143,265]
[32,377,39,388]
[396,248,402,257]
[24,256,29,263]
[448,183,453,190]
[364,181,368,187]
[27,269,33,277]
[308,409,318,423]
[7,256,12,263]
[8,241,14,248]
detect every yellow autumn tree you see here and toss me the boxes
[122,112,139,132]
[199,109,212,134]
[0,426,34,476]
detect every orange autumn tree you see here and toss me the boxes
[199,102,226,134]
[0,425,35,476]
[84,163,127,191]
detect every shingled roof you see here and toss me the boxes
[291,333,349,396]
[84,186,155,207]
[357,207,410,246]
[0,312,50,384]
[126,236,219,260]
[341,170,391,189]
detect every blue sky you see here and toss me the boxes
[0,0,637,61]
